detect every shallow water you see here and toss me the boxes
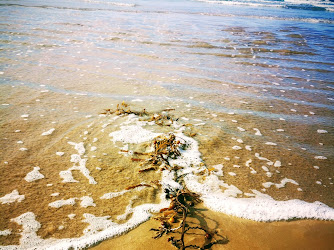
[0,0,334,248]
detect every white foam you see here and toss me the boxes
[0,190,25,204]
[274,161,281,167]
[232,145,242,150]
[100,190,129,199]
[11,212,43,248]
[82,213,117,236]
[80,196,96,208]
[21,114,29,118]
[263,178,298,189]
[314,156,327,160]
[262,166,269,172]
[255,153,271,162]
[236,139,243,143]
[68,141,85,155]
[262,182,274,188]
[49,198,77,208]
[117,197,136,221]
[168,134,203,169]
[24,167,44,182]
[41,128,55,136]
[56,152,65,156]
[184,171,334,221]
[245,159,252,167]
[68,214,76,219]
[109,125,161,144]
[3,111,334,249]
[317,129,328,134]
[265,142,277,146]
[0,229,11,236]
[212,164,224,176]
[237,127,245,132]
[59,170,78,183]
[275,178,299,189]
[253,128,262,136]
[62,142,97,184]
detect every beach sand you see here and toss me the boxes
[93,204,334,250]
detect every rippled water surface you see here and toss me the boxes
[0,0,333,248]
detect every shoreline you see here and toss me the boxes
[92,204,334,250]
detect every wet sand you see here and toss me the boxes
[93,204,334,250]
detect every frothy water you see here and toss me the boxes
[0,0,333,248]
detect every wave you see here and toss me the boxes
[82,0,136,7]
[196,0,334,12]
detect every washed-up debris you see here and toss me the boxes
[151,188,228,249]
[105,102,228,249]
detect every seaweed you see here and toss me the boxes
[104,103,228,249]
[100,101,147,116]
[101,102,176,126]
[151,188,228,249]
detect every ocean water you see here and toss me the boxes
[0,0,334,248]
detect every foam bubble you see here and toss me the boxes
[24,167,44,182]
[63,142,97,184]
[314,156,327,160]
[0,190,25,204]
[184,172,334,221]
[253,128,262,136]
[0,229,11,236]
[237,127,245,132]
[41,128,55,136]
[317,129,328,134]
[274,161,281,167]
[11,212,43,248]
[68,142,85,155]
[265,142,277,146]
[100,190,129,199]
[262,166,269,172]
[109,125,161,144]
[49,198,77,208]
[80,196,96,208]
[68,214,76,219]
[59,170,78,183]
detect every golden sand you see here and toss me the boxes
[93,204,334,250]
